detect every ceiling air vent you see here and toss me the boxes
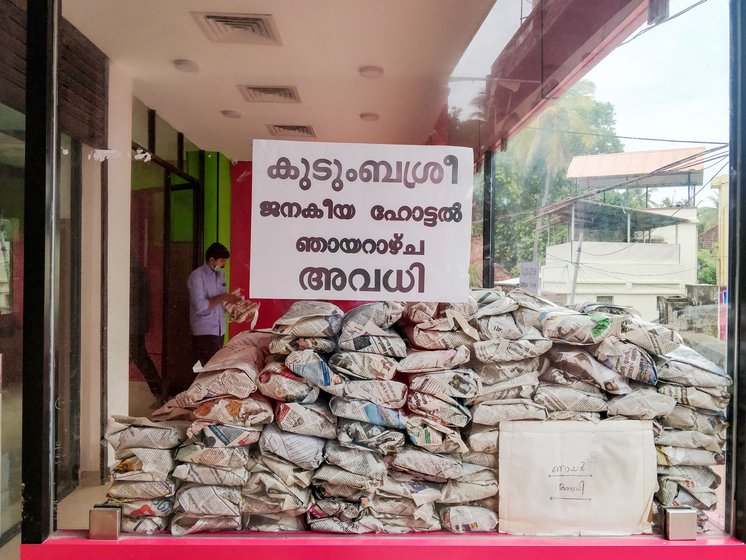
[267,125,316,138]
[239,86,300,103]
[192,12,281,45]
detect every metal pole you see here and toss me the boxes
[569,232,584,305]
[482,150,495,288]
[627,211,631,243]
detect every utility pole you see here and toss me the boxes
[569,232,584,305]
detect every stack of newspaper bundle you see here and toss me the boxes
[104,416,188,533]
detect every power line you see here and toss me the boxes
[522,126,727,146]
[618,0,710,47]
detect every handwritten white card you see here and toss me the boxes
[499,420,657,536]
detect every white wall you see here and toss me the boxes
[79,145,102,475]
[106,62,132,431]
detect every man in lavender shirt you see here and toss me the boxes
[187,242,240,367]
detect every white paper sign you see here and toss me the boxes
[519,261,540,295]
[499,420,657,536]
[250,140,474,302]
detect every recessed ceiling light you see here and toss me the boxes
[221,110,243,119]
[358,65,384,78]
[173,59,200,73]
[359,112,380,122]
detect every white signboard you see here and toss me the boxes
[519,261,540,295]
[250,140,473,302]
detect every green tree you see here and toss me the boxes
[697,252,717,284]
[470,80,624,274]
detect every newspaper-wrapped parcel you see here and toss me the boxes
[170,513,241,536]
[275,400,337,439]
[285,349,346,391]
[470,398,547,425]
[108,479,177,500]
[324,440,388,482]
[105,416,188,450]
[111,448,175,481]
[659,405,727,437]
[242,463,313,515]
[439,505,498,533]
[657,465,720,510]
[378,472,443,505]
[532,383,608,413]
[271,301,344,337]
[408,368,481,400]
[314,484,372,501]
[259,423,325,470]
[406,391,471,428]
[193,394,273,427]
[375,512,442,533]
[122,516,170,534]
[174,483,242,517]
[269,335,337,355]
[656,446,725,467]
[466,424,499,453]
[397,346,471,373]
[539,309,611,345]
[105,497,174,517]
[406,416,469,454]
[192,331,270,374]
[610,316,683,355]
[259,453,314,488]
[439,468,498,504]
[175,443,251,468]
[594,336,657,384]
[329,396,408,429]
[465,371,538,404]
[328,351,399,381]
[325,380,408,409]
[405,311,480,351]
[460,451,499,470]
[539,367,605,396]
[548,346,631,395]
[471,357,547,384]
[656,345,731,388]
[405,302,440,324]
[606,388,677,419]
[257,356,319,403]
[337,419,406,455]
[657,383,730,412]
[367,496,435,521]
[312,464,383,491]
[245,512,306,531]
[654,428,724,453]
[473,329,552,363]
[186,421,262,447]
[475,299,524,340]
[172,463,251,486]
[338,303,407,357]
[388,447,463,481]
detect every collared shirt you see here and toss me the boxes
[188,263,228,336]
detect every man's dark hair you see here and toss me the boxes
[205,242,230,261]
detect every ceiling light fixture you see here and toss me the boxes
[359,112,380,122]
[173,59,200,73]
[358,65,384,78]
[221,110,243,119]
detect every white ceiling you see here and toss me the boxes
[62,0,496,161]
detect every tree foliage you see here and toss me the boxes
[468,80,625,275]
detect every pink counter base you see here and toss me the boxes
[20,532,746,560]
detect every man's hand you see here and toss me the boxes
[208,293,241,307]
